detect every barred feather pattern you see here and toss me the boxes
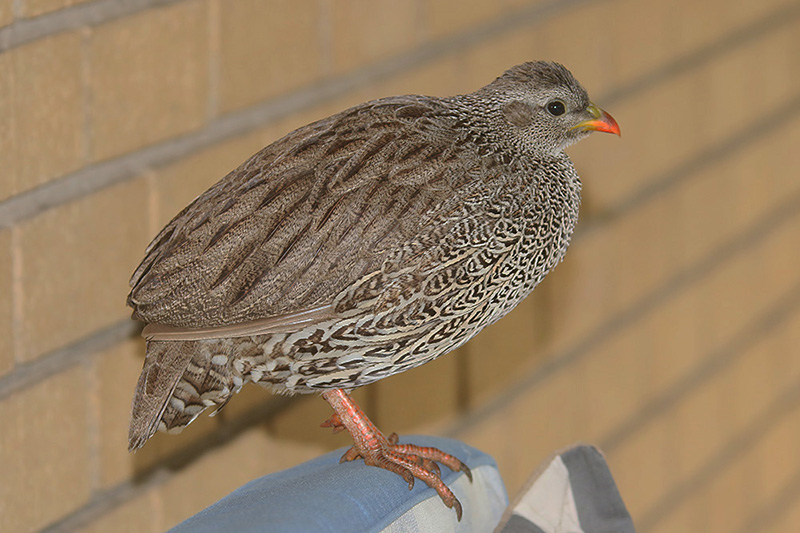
[128,155,580,448]
[127,62,594,449]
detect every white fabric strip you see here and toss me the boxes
[512,456,584,533]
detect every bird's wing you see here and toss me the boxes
[140,305,335,340]
[128,95,482,328]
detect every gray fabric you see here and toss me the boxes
[562,446,635,533]
[496,444,634,533]
[501,514,548,533]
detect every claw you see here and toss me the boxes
[461,463,473,482]
[340,447,361,463]
[321,414,346,433]
[422,458,441,478]
[321,389,472,521]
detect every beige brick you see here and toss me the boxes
[0,229,12,376]
[270,390,368,453]
[17,178,149,361]
[772,311,800,397]
[460,25,539,93]
[11,32,85,197]
[464,295,546,407]
[754,210,800,316]
[90,1,209,161]
[722,338,775,436]
[423,0,519,39]
[606,417,671,520]
[647,494,707,533]
[20,0,92,18]
[696,43,754,146]
[606,0,677,85]
[158,428,320,528]
[543,227,618,354]
[609,195,681,312]
[670,372,729,482]
[218,0,323,113]
[0,51,14,202]
[578,329,648,441]
[643,287,703,395]
[763,491,800,533]
[372,346,459,432]
[368,54,463,98]
[536,1,620,96]
[580,69,705,212]
[0,366,92,531]
[728,0,800,29]
[329,0,421,73]
[703,455,754,533]
[154,127,271,229]
[688,205,800,364]
[700,243,753,350]
[79,491,161,533]
[733,126,788,233]
[748,18,800,117]
[94,337,147,488]
[672,0,793,58]
[677,164,739,269]
[752,400,800,512]
[699,18,800,147]
[0,0,11,29]
[499,367,585,494]
[456,401,517,487]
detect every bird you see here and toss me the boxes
[126,61,619,520]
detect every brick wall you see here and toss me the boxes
[1,1,799,531]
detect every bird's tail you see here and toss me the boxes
[128,339,238,451]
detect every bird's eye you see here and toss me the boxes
[547,100,566,116]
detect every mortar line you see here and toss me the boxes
[0,0,595,229]
[6,1,800,524]
[37,161,800,531]
[0,319,138,401]
[2,0,795,231]
[41,396,295,532]
[41,469,172,533]
[600,281,800,456]
[0,0,598,394]
[736,465,800,533]
[0,0,184,52]
[10,226,23,365]
[318,0,333,77]
[600,1,800,107]
[638,372,800,531]
[43,237,800,532]
[588,93,800,232]
[2,55,798,423]
[205,0,220,122]
[1,0,796,413]
[447,183,800,438]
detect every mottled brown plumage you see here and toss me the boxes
[127,61,619,518]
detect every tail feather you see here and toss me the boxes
[128,339,239,451]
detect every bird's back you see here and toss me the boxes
[128,95,484,329]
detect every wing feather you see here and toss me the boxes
[128,95,481,328]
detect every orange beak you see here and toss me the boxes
[571,103,621,136]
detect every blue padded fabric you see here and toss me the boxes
[170,435,508,533]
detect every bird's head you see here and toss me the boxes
[476,61,620,157]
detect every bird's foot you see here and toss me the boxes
[321,389,471,521]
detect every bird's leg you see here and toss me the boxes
[321,388,472,521]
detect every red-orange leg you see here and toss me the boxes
[321,389,472,521]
